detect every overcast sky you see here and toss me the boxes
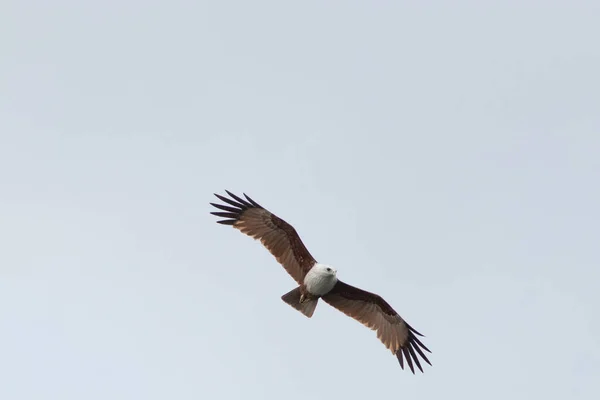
[1,1,599,399]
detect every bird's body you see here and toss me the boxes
[210,191,432,373]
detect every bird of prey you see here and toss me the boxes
[210,191,432,373]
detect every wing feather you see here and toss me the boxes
[211,191,317,284]
[322,280,432,373]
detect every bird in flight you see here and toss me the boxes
[210,191,432,373]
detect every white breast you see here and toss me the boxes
[304,263,338,296]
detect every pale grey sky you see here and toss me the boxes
[1,1,599,399]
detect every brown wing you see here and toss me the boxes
[322,280,432,373]
[210,191,317,285]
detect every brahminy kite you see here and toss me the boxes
[210,191,432,373]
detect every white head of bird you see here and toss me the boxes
[304,263,338,296]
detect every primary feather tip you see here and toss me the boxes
[210,191,264,225]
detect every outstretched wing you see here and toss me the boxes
[210,191,317,285]
[322,280,432,373]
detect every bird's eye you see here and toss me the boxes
[326,268,332,272]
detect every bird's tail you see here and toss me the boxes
[281,287,318,318]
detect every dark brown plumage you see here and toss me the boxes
[210,190,316,285]
[323,281,431,373]
[210,190,432,373]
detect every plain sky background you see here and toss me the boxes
[1,1,599,399]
